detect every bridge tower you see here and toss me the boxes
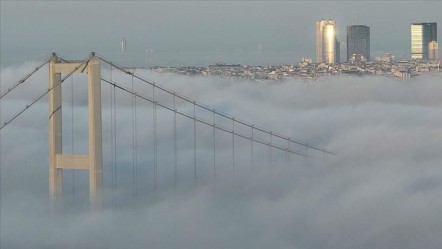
[48,53,102,208]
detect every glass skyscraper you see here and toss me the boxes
[411,22,437,60]
[347,25,370,62]
[316,19,338,64]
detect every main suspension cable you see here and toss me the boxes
[100,77,309,158]
[0,55,53,100]
[1,57,91,131]
[97,55,334,155]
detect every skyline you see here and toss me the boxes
[1,1,441,67]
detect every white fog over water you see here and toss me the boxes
[1,60,442,248]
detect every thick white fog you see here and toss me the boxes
[1,62,442,249]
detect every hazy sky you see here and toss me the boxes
[1,1,441,66]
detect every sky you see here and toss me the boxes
[1,1,442,248]
[1,1,442,66]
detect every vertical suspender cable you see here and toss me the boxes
[113,67,117,195]
[232,118,235,181]
[251,126,254,173]
[323,149,326,166]
[135,94,138,198]
[109,63,114,202]
[0,60,1,208]
[305,143,308,167]
[290,139,295,168]
[287,139,291,167]
[71,74,75,201]
[131,74,136,201]
[173,93,177,190]
[135,95,138,197]
[153,85,157,191]
[286,139,289,167]
[269,132,272,166]
[213,110,216,183]
[193,102,197,187]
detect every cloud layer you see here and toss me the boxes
[1,62,442,249]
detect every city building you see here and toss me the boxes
[316,19,338,64]
[428,41,439,60]
[335,41,341,64]
[347,25,370,62]
[411,22,437,59]
[350,54,368,63]
[375,53,395,63]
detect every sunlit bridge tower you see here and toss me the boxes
[316,19,338,64]
[347,25,370,62]
[411,22,437,60]
[49,52,103,208]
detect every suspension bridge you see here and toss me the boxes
[0,52,335,209]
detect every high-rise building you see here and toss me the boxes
[347,25,370,62]
[316,19,338,64]
[411,22,437,59]
[428,41,439,60]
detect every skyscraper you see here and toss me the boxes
[428,41,439,60]
[411,22,437,59]
[316,19,338,64]
[347,25,370,62]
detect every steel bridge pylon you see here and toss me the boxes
[48,52,102,208]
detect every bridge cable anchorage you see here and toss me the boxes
[0,55,54,100]
[96,55,335,156]
[99,77,310,159]
[0,57,92,131]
